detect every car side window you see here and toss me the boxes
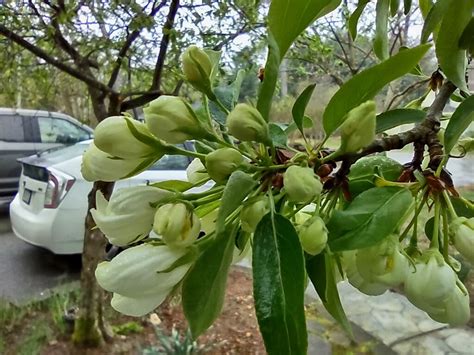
[38,116,90,144]
[0,115,25,142]
[149,155,190,170]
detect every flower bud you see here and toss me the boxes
[339,101,376,153]
[186,158,209,184]
[205,148,244,183]
[355,235,409,287]
[284,166,322,204]
[95,244,191,316]
[298,216,328,255]
[81,142,159,182]
[240,197,270,233]
[450,217,474,264]
[428,283,471,326]
[343,251,388,295]
[226,104,271,145]
[181,45,213,97]
[405,250,457,312]
[91,186,172,246]
[94,116,157,159]
[153,203,201,248]
[144,95,208,144]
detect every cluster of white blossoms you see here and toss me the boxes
[80,45,473,328]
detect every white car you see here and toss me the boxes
[9,140,208,254]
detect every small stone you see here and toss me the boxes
[246,332,252,337]
[149,313,161,326]
[48,340,58,346]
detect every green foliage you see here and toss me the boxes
[112,321,144,335]
[182,226,235,338]
[18,320,52,355]
[327,187,413,251]
[421,0,453,43]
[374,0,390,60]
[144,327,205,355]
[348,0,370,40]
[292,83,316,137]
[253,213,307,355]
[376,108,427,133]
[323,44,431,135]
[444,95,474,155]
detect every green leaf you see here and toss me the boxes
[286,115,314,133]
[232,69,246,105]
[216,171,256,234]
[374,0,390,60]
[419,0,433,18]
[348,0,369,40]
[182,227,236,338]
[306,253,353,337]
[327,187,413,251]
[444,95,474,155]
[451,196,474,218]
[390,0,400,17]
[376,108,426,133]
[268,0,333,59]
[209,86,233,124]
[435,0,474,93]
[459,18,474,55]
[292,83,316,136]
[323,44,431,135]
[269,123,288,147]
[421,0,453,43]
[257,35,281,121]
[403,0,412,15]
[204,49,222,83]
[151,180,194,192]
[253,213,307,355]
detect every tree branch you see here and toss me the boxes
[0,24,116,94]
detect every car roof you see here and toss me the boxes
[0,107,93,132]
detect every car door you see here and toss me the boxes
[0,114,36,199]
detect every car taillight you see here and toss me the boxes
[44,168,75,209]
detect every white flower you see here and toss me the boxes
[94,116,157,159]
[404,250,457,312]
[90,186,172,246]
[344,251,388,296]
[186,158,209,184]
[153,203,201,248]
[81,142,159,182]
[428,283,471,326]
[95,244,191,316]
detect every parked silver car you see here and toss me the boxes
[0,108,93,204]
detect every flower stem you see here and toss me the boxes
[442,190,458,219]
[431,197,441,249]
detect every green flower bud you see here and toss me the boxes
[240,197,270,233]
[298,216,328,255]
[91,186,172,247]
[355,235,409,287]
[186,158,209,184]
[81,142,160,182]
[94,116,157,159]
[226,104,271,144]
[428,283,470,326]
[339,101,376,153]
[144,95,208,144]
[343,251,388,295]
[284,166,322,204]
[450,217,474,264]
[405,250,457,313]
[95,244,191,316]
[181,45,213,97]
[205,148,244,183]
[153,203,201,248]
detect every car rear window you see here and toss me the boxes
[37,142,89,164]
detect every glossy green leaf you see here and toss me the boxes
[285,115,314,133]
[209,86,233,124]
[292,83,316,136]
[317,0,342,18]
[256,35,280,121]
[348,0,369,40]
[419,0,433,18]
[459,18,474,55]
[216,171,256,234]
[421,0,453,43]
[268,0,333,59]
[403,0,412,15]
[269,123,288,147]
[182,227,235,338]
[376,108,426,133]
[390,0,400,17]
[232,69,246,105]
[151,180,194,192]
[323,44,430,135]
[253,213,307,355]
[444,96,474,155]
[306,253,353,337]
[374,0,390,60]
[435,0,474,93]
[327,187,413,251]
[451,196,474,218]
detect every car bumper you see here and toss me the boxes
[9,195,83,254]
